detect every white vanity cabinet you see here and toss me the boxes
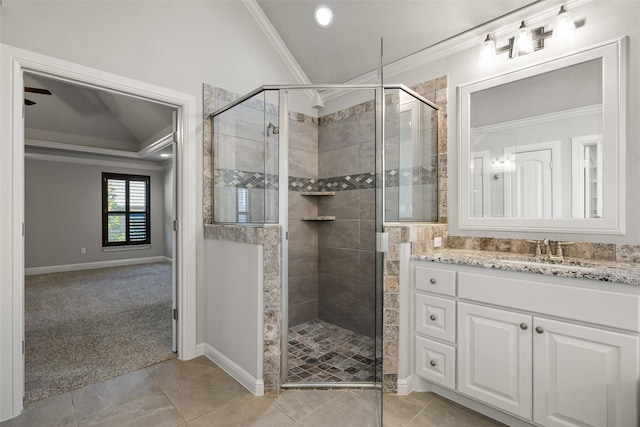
[410,260,640,427]
[458,302,533,419]
[532,317,639,427]
[414,264,457,389]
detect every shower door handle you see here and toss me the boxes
[376,232,389,253]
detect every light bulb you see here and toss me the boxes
[554,6,575,42]
[479,34,496,67]
[314,5,333,28]
[514,21,534,57]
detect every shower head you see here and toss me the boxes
[266,121,279,135]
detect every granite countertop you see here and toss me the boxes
[414,249,640,286]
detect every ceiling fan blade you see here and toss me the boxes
[24,99,36,106]
[24,87,52,95]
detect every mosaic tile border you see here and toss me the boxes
[214,169,279,190]
[214,168,434,192]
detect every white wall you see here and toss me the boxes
[391,0,640,243]
[24,158,166,269]
[203,239,262,382]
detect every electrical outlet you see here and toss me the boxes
[434,237,442,248]
[81,248,86,254]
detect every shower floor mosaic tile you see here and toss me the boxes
[286,319,378,384]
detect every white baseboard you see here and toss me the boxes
[200,342,264,396]
[195,343,206,357]
[25,256,169,275]
[397,375,416,395]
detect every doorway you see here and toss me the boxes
[0,44,198,421]
[23,71,179,402]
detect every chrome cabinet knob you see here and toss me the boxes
[520,323,528,330]
[430,314,437,321]
[429,278,437,284]
[535,326,544,334]
[429,360,437,367]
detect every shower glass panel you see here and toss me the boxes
[212,90,279,224]
[385,88,438,222]
[209,84,437,427]
[286,88,380,389]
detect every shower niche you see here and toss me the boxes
[211,85,438,389]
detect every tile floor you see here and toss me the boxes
[0,356,506,427]
[287,319,377,383]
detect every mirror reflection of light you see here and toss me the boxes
[491,157,515,172]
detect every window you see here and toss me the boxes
[102,173,150,246]
[237,188,249,223]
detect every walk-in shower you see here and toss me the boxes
[210,83,438,415]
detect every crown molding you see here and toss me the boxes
[25,134,173,161]
[243,0,322,106]
[25,151,165,171]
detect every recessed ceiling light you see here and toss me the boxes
[160,153,172,158]
[314,5,333,28]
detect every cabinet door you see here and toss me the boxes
[533,318,639,427]
[458,302,533,419]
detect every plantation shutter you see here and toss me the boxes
[102,173,151,246]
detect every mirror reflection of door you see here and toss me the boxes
[504,141,561,218]
[508,149,552,218]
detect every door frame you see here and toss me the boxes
[0,44,198,421]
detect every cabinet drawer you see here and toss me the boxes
[415,336,456,389]
[415,264,456,296]
[416,293,456,342]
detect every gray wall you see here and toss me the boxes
[25,158,166,269]
[316,106,376,337]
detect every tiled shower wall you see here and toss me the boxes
[287,113,320,327]
[316,99,377,338]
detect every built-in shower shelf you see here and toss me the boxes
[300,191,335,196]
[301,216,336,221]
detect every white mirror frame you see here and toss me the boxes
[458,37,627,235]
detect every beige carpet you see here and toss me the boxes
[25,262,176,403]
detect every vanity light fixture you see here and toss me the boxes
[553,6,576,41]
[479,34,497,66]
[479,5,582,65]
[314,5,333,28]
[514,21,535,57]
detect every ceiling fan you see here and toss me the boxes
[24,86,52,106]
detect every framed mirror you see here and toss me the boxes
[458,37,626,234]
